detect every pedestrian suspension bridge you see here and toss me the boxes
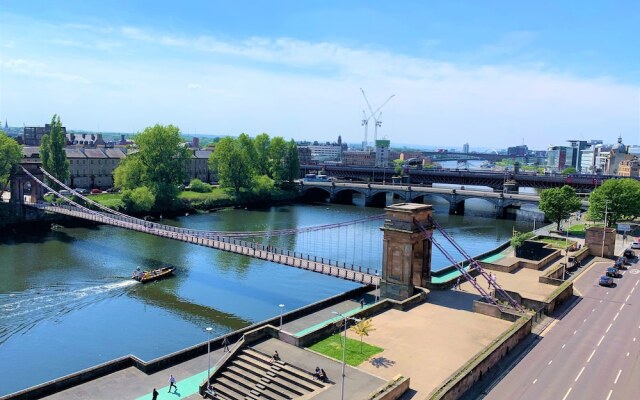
[21,166,523,312]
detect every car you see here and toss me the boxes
[606,267,621,278]
[74,188,88,194]
[90,189,102,194]
[599,275,614,287]
[106,187,118,193]
[59,189,71,196]
[631,242,640,249]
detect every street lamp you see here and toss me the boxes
[205,327,213,386]
[375,272,379,303]
[332,311,361,400]
[602,200,610,258]
[279,304,285,330]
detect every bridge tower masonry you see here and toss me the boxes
[380,203,433,301]
[7,161,46,222]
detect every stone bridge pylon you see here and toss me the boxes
[10,161,45,205]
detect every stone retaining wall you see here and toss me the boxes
[368,375,411,400]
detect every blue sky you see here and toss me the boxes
[1,1,638,149]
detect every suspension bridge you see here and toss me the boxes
[20,166,524,313]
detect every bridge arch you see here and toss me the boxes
[10,162,45,205]
[301,186,331,203]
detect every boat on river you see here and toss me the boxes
[132,266,176,283]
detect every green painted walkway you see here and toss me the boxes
[482,253,506,263]
[294,304,373,337]
[135,369,212,400]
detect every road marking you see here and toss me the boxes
[607,324,613,333]
[548,360,553,365]
[626,294,631,302]
[562,344,566,349]
[584,319,587,323]
[606,389,613,400]
[533,378,537,384]
[588,349,596,362]
[592,308,596,312]
[601,300,603,303]
[574,330,577,335]
[606,292,609,295]
[562,387,572,400]
[575,366,585,382]
[614,312,620,321]
[634,338,637,342]
[614,369,622,384]
[620,304,625,311]
[598,336,605,346]
[636,280,639,286]
[632,287,636,294]
[627,352,630,357]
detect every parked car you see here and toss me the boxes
[599,275,614,287]
[73,188,88,194]
[90,189,102,194]
[631,242,640,249]
[106,187,118,193]
[59,189,71,196]
[606,267,621,278]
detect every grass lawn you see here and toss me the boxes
[309,333,383,366]
[568,224,586,236]
[538,237,575,249]
[178,189,232,202]
[91,193,125,209]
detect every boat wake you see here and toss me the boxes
[0,280,137,345]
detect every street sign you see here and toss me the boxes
[618,223,631,232]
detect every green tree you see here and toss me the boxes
[188,178,212,193]
[539,185,582,230]
[40,114,70,188]
[253,174,274,197]
[588,178,640,227]
[209,137,254,194]
[254,133,271,176]
[350,318,376,353]
[134,124,190,208]
[269,136,288,182]
[562,167,577,174]
[0,131,22,188]
[237,133,258,174]
[284,139,300,183]
[393,159,404,175]
[122,186,155,213]
[113,156,145,190]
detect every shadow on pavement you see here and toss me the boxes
[369,356,396,369]
[427,289,481,312]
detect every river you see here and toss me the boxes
[0,200,537,396]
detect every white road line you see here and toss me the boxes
[634,338,637,342]
[598,336,605,346]
[614,369,622,384]
[575,366,585,382]
[607,292,609,295]
[562,344,566,349]
[548,360,553,365]
[601,300,603,303]
[627,352,630,357]
[614,312,620,321]
[533,378,537,384]
[592,308,596,312]
[620,304,625,311]
[632,287,636,294]
[607,324,613,333]
[574,330,577,335]
[606,389,613,400]
[588,349,596,362]
[562,387,572,400]
[636,281,639,286]
[626,294,631,302]
[584,319,587,323]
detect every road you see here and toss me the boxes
[486,251,640,400]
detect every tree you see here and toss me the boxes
[284,139,300,183]
[40,114,70,188]
[269,136,288,182]
[539,185,581,230]
[209,137,254,194]
[254,133,271,176]
[253,174,274,197]
[122,186,155,213]
[188,178,212,193]
[588,178,640,227]
[0,131,22,188]
[350,318,376,353]
[134,124,190,208]
[562,167,577,174]
[113,156,145,190]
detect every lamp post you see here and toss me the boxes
[279,304,285,330]
[375,271,379,303]
[332,311,361,400]
[205,327,213,387]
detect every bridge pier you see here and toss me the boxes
[380,203,433,301]
[449,200,465,215]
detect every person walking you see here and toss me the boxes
[168,374,177,393]
[222,336,230,352]
[360,298,365,309]
[455,277,461,290]
[152,388,159,400]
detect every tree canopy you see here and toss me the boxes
[40,114,69,189]
[209,136,253,194]
[0,131,22,188]
[539,185,582,230]
[588,178,640,227]
[114,124,190,209]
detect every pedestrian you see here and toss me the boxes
[270,350,280,363]
[487,273,492,289]
[360,298,365,309]
[152,388,158,400]
[168,374,177,393]
[222,336,230,352]
[455,277,461,290]
[314,366,321,380]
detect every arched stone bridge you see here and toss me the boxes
[301,181,541,218]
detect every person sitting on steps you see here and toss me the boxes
[270,350,280,363]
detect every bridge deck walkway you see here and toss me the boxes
[34,204,379,286]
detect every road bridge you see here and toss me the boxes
[301,181,541,218]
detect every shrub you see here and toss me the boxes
[511,232,535,248]
[188,178,212,193]
[122,186,155,213]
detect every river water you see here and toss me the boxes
[0,200,537,395]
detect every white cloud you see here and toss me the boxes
[187,83,202,90]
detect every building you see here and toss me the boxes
[67,132,106,147]
[187,150,213,183]
[546,146,574,172]
[462,143,470,153]
[297,146,312,165]
[604,136,631,175]
[507,145,528,157]
[65,147,127,188]
[375,139,391,167]
[342,150,375,167]
[618,157,640,177]
[23,124,67,146]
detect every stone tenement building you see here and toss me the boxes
[22,147,214,189]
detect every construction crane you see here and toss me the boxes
[360,88,395,148]
[361,110,371,150]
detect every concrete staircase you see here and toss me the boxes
[205,347,327,399]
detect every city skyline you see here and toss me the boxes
[1,1,638,148]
